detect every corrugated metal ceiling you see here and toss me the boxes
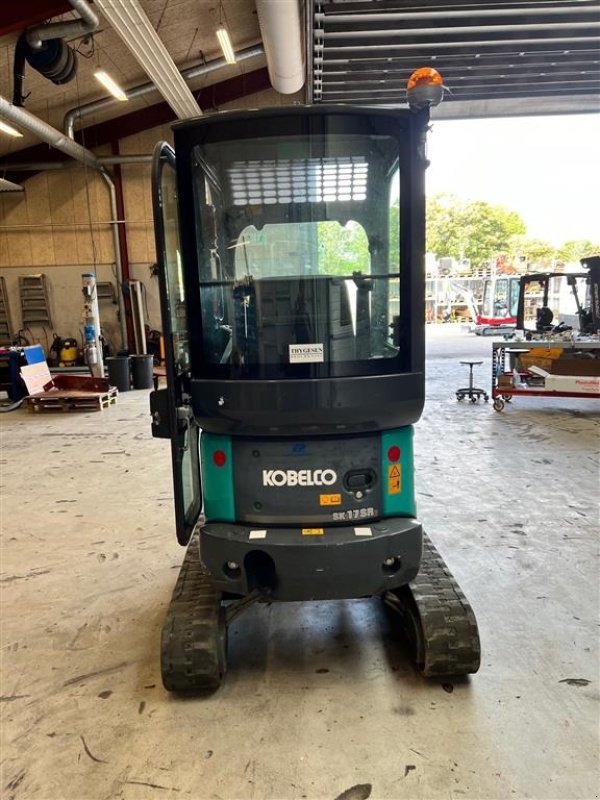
[308,0,600,117]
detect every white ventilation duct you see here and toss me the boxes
[256,0,305,94]
[94,0,201,119]
[0,96,99,168]
[25,0,99,49]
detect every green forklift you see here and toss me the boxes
[150,77,480,692]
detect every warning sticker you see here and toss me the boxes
[302,528,324,536]
[388,464,401,495]
[320,493,342,506]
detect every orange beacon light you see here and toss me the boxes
[407,67,444,109]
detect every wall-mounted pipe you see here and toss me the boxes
[100,169,128,350]
[63,45,264,138]
[256,0,304,94]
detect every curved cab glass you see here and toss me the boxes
[189,129,405,379]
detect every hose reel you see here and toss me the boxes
[13,33,78,106]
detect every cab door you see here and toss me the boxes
[150,141,202,545]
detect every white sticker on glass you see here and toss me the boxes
[289,343,324,364]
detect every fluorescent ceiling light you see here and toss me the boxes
[0,178,24,193]
[94,0,200,119]
[94,70,128,101]
[216,26,236,64]
[0,120,24,138]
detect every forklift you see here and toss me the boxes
[516,256,600,336]
[150,74,480,692]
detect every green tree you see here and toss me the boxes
[556,239,600,264]
[317,220,370,275]
[508,235,556,268]
[426,193,526,266]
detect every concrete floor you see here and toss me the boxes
[1,325,599,800]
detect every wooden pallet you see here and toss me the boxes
[25,387,118,413]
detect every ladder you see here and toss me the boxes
[0,277,14,346]
[19,274,52,329]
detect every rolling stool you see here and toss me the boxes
[456,361,489,403]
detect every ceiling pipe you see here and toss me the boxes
[0,96,99,168]
[0,156,152,171]
[256,0,305,94]
[25,0,98,49]
[95,154,152,165]
[0,95,127,349]
[314,5,600,25]
[93,0,201,119]
[64,45,264,138]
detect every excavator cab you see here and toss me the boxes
[481,275,520,322]
[150,106,480,691]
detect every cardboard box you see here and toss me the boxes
[544,375,600,394]
[518,346,563,373]
[519,354,554,372]
[549,358,600,377]
[497,374,513,388]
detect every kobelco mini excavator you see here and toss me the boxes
[150,68,481,691]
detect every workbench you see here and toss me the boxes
[491,339,600,411]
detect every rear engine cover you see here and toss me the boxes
[233,435,381,525]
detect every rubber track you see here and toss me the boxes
[389,532,481,677]
[161,533,225,692]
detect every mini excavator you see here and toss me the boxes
[150,68,480,691]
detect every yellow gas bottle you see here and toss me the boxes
[59,338,79,365]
